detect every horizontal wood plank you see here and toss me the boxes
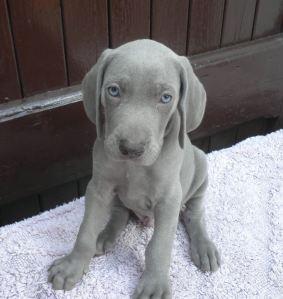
[0,97,95,203]
[190,34,283,139]
[78,175,92,197]
[39,181,78,211]
[236,118,267,143]
[191,137,210,153]
[0,195,40,225]
[265,116,283,134]
[210,127,238,151]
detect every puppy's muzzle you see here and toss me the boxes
[119,139,145,159]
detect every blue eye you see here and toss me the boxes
[161,94,172,104]
[108,85,120,97]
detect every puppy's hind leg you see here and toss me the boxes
[181,177,221,272]
[96,197,130,255]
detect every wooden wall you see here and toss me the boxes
[1,0,283,102]
[0,0,283,225]
[0,115,279,226]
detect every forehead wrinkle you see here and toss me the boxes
[104,54,180,95]
[155,82,175,90]
[103,76,130,87]
[108,51,177,75]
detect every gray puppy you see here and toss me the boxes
[48,39,220,298]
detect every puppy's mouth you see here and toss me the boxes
[119,154,145,163]
[116,147,147,163]
[106,150,146,165]
[119,144,161,166]
[104,135,162,166]
[119,148,145,160]
[110,147,158,165]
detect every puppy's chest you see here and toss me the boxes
[117,167,157,224]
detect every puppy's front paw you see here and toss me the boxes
[48,254,89,290]
[132,272,171,299]
[190,237,221,272]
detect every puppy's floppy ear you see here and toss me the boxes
[82,49,113,139]
[177,56,207,148]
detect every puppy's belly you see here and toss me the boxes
[117,189,155,227]
[133,210,154,227]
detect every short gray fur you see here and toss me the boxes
[48,39,220,299]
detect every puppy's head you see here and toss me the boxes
[83,40,206,166]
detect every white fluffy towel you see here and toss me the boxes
[0,130,282,299]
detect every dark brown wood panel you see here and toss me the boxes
[151,0,189,55]
[39,181,78,211]
[0,99,95,203]
[236,118,266,143]
[8,0,67,96]
[109,0,150,48]
[0,0,22,103]
[62,0,108,84]
[191,137,210,153]
[253,0,283,39]
[78,175,92,197]
[265,116,283,134]
[210,127,238,151]
[190,34,283,140]
[273,115,283,131]
[3,115,281,225]
[0,195,40,226]
[221,0,257,47]
[187,0,225,55]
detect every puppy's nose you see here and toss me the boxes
[119,139,145,158]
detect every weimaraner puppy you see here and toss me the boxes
[48,39,220,298]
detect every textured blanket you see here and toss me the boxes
[0,130,282,299]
